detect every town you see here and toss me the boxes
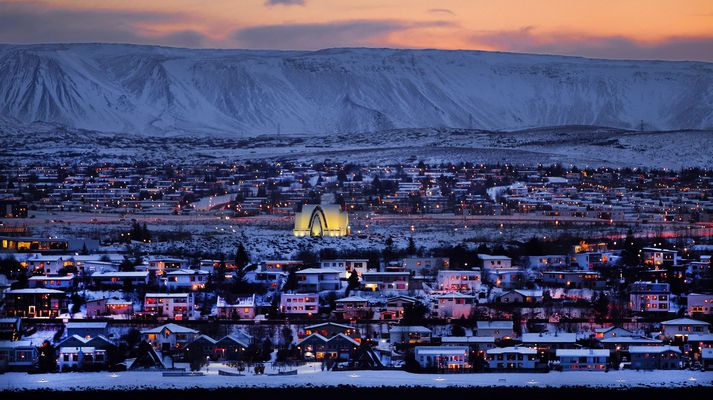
[0,161,712,387]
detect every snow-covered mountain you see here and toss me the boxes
[1,43,712,136]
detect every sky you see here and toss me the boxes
[1,0,712,61]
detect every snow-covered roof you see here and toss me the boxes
[0,340,35,348]
[436,292,476,299]
[29,274,74,281]
[141,323,198,334]
[687,334,713,342]
[304,322,354,330]
[521,332,577,343]
[661,318,710,326]
[166,269,208,275]
[478,254,511,260]
[296,268,342,274]
[336,296,370,302]
[6,288,64,294]
[702,348,713,359]
[92,271,148,278]
[487,346,537,355]
[556,349,609,357]
[415,346,468,355]
[629,345,681,354]
[390,326,431,333]
[598,336,662,344]
[477,321,513,330]
[441,336,495,344]
[145,292,191,298]
[217,295,255,307]
[66,322,107,329]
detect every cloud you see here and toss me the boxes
[233,19,452,50]
[469,26,713,62]
[428,8,455,16]
[0,2,207,47]
[265,0,305,6]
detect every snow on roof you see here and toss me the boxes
[92,271,148,278]
[687,334,713,342]
[629,346,681,354]
[166,269,208,275]
[60,346,96,353]
[0,340,35,348]
[598,336,662,344]
[296,268,342,274]
[415,346,468,355]
[145,292,191,298]
[477,321,513,330]
[478,254,511,260]
[336,296,370,302]
[661,318,710,326]
[66,322,107,329]
[436,292,476,299]
[487,346,537,355]
[556,349,610,357]
[217,295,255,307]
[192,334,217,344]
[141,323,198,334]
[29,274,74,281]
[521,332,577,343]
[6,288,64,294]
[702,348,713,359]
[390,326,431,333]
[441,336,496,344]
[106,299,132,305]
[304,322,354,330]
[512,289,543,297]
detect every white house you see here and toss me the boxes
[142,256,190,276]
[28,274,75,290]
[556,349,609,370]
[478,254,512,270]
[216,295,256,320]
[320,259,369,279]
[402,257,449,274]
[436,270,481,292]
[361,271,410,292]
[143,292,194,320]
[58,346,107,371]
[487,346,537,370]
[91,271,149,287]
[280,293,319,315]
[688,293,713,316]
[433,292,476,319]
[389,326,431,345]
[164,269,209,291]
[476,321,515,340]
[141,323,200,352]
[629,281,671,313]
[414,346,470,370]
[660,318,711,339]
[295,268,342,292]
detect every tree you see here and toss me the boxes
[407,236,417,256]
[186,345,208,371]
[345,271,360,296]
[401,301,430,325]
[37,340,57,372]
[235,242,250,269]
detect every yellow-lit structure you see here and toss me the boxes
[293,204,349,237]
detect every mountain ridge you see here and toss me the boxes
[1,43,712,136]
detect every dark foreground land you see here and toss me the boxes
[2,386,711,400]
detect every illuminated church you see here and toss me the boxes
[293,203,350,237]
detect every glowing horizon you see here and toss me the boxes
[1,0,712,61]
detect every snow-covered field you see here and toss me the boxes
[1,366,711,391]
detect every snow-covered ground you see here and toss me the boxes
[1,367,711,391]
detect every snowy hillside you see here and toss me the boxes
[1,43,712,136]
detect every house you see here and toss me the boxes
[541,270,604,289]
[216,295,256,320]
[402,257,449,275]
[440,336,496,354]
[414,346,470,370]
[0,317,21,340]
[702,348,713,370]
[143,256,190,276]
[244,270,287,290]
[687,293,713,316]
[436,270,481,292]
[629,281,671,313]
[593,326,634,340]
[57,335,116,371]
[630,346,682,370]
[476,321,515,340]
[334,296,372,320]
[295,268,342,291]
[300,322,359,339]
[143,292,194,320]
[498,289,543,303]
[320,259,369,279]
[556,349,609,370]
[85,298,134,318]
[660,318,711,339]
[280,293,319,316]
[186,333,251,361]
[4,288,67,318]
[28,274,76,290]
[478,254,512,270]
[527,255,567,269]
[91,271,149,287]
[164,269,208,291]
[521,332,578,359]
[0,340,38,371]
[362,271,410,292]
[141,323,200,352]
[65,322,108,339]
[488,269,524,289]
[389,325,431,345]
[486,346,537,370]
[598,336,663,351]
[687,334,713,350]
[296,333,360,361]
[641,248,678,267]
[261,260,303,272]
[129,342,167,370]
[380,295,417,321]
[433,293,476,319]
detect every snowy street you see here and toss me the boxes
[1,367,711,391]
